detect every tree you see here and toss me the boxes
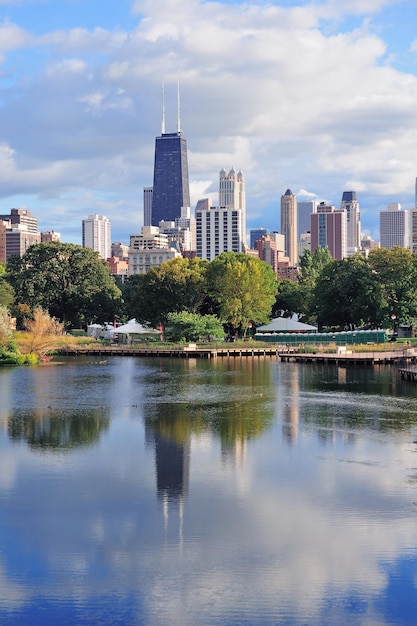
[313,255,385,330]
[272,279,304,319]
[6,243,123,328]
[126,257,209,329]
[0,304,13,349]
[368,247,417,329]
[206,253,277,337]
[165,311,225,342]
[23,307,64,359]
[297,247,333,322]
[0,275,14,309]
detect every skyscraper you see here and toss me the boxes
[195,169,246,260]
[219,167,246,242]
[297,199,317,240]
[411,209,417,254]
[143,187,153,227]
[310,202,347,260]
[250,228,268,249]
[82,214,111,260]
[380,203,408,249]
[151,85,190,226]
[340,190,360,251]
[280,189,297,266]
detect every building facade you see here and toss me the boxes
[340,190,361,251]
[280,189,298,266]
[143,187,153,227]
[410,208,417,254]
[219,168,246,243]
[151,131,190,226]
[297,200,317,240]
[250,228,268,249]
[380,203,409,249]
[195,169,246,261]
[310,202,347,260]
[41,230,61,243]
[82,214,111,260]
[0,209,41,262]
[128,226,181,275]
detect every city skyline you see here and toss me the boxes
[0,1,417,245]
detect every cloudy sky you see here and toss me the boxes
[1,0,417,245]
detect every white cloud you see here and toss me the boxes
[0,0,415,242]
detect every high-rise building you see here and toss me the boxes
[250,228,268,249]
[41,230,61,243]
[82,214,111,260]
[280,189,297,266]
[297,200,317,240]
[410,209,417,253]
[219,167,246,243]
[151,85,190,226]
[380,203,408,249]
[311,202,347,260]
[195,169,246,261]
[340,191,360,251]
[143,187,153,227]
[128,226,181,275]
[0,209,41,262]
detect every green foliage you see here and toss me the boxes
[6,242,123,328]
[0,274,14,308]
[297,247,333,322]
[272,279,303,318]
[125,257,209,328]
[206,253,277,336]
[368,247,417,327]
[313,254,385,330]
[166,311,225,342]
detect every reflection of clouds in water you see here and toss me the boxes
[0,562,28,609]
[1,360,417,624]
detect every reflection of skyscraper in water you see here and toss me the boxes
[145,417,191,543]
[282,366,299,444]
[221,437,247,465]
[153,432,190,502]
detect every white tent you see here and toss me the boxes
[256,317,317,333]
[115,319,159,340]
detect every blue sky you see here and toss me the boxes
[1,0,417,245]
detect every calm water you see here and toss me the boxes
[1,355,417,626]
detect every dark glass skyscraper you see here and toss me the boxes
[151,130,190,226]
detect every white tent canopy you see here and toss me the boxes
[115,319,159,335]
[256,317,317,333]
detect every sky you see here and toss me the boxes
[1,0,417,246]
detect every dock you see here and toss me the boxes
[58,346,412,364]
[398,366,417,382]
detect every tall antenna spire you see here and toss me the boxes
[177,80,181,133]
[161,81,166,134]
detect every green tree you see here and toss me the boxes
[272,279,304,318]
[368,247,417,328]
[297,247,333,322]
[0,275,14,309]
[206,253,277,337]
[165,311,225,342]
[313,255,385,330]
[126,257,209,329]
[6,243,123,328]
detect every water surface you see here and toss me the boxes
[0,356,417,625]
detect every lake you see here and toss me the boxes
[0,355,417,625]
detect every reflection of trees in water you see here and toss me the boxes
[145,397,274,447]
[8,408,109,449]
